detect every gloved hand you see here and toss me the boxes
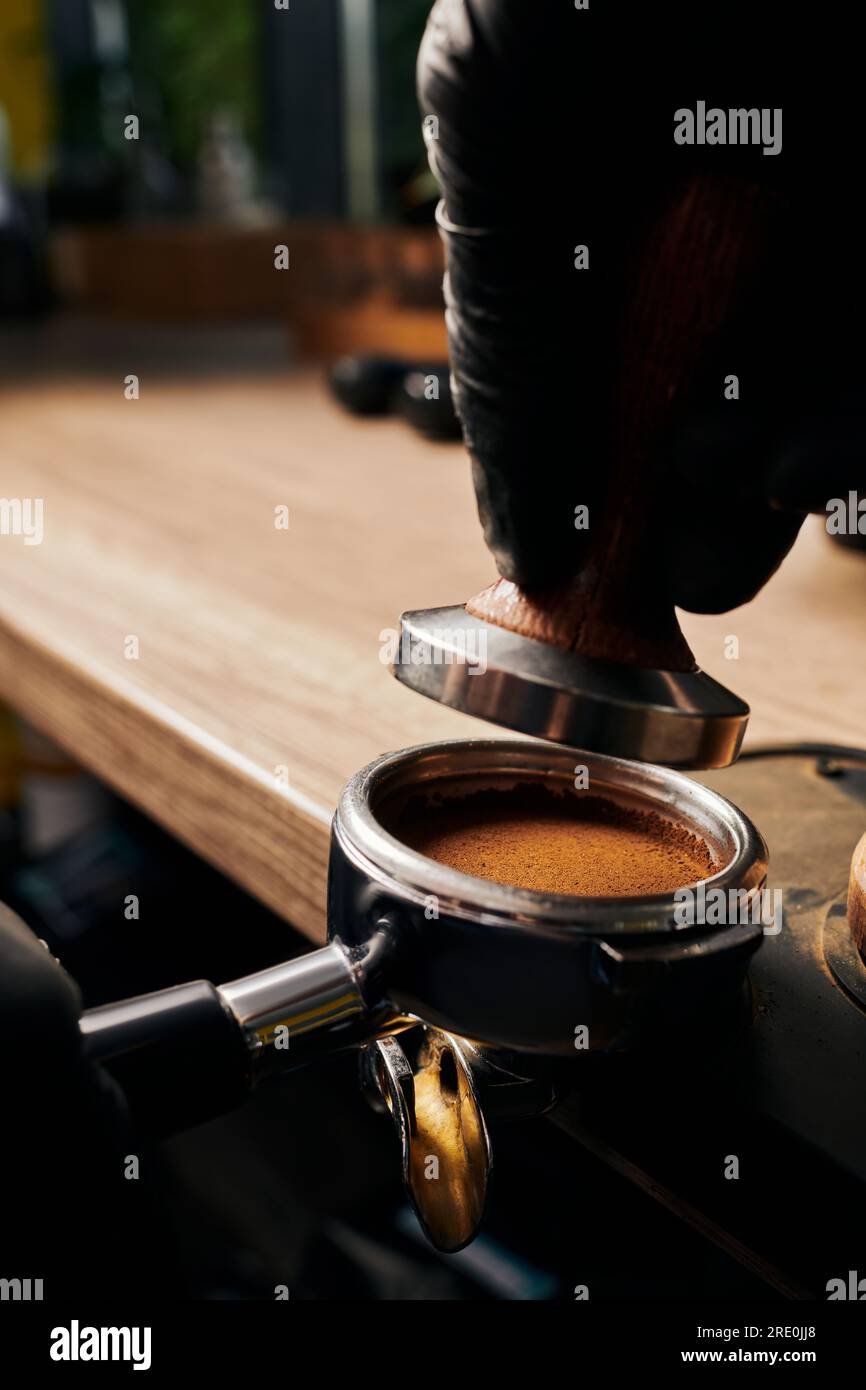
[0,903,159,1296]
[418,0,866,615]
[0,901,129,1127]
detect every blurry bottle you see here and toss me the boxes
[195,108,267,226]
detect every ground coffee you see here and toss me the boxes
[397,784,716,897]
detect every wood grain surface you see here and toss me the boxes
[0,366,863,940]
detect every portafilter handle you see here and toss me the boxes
[80,927,407,1137]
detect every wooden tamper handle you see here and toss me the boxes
[847,831,866,963]
[466,175,773,672]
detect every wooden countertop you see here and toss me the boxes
[0,364,863,940]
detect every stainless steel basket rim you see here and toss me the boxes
[334,739,768,934]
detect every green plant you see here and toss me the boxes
[126,0,260,168]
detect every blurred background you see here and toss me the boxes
[0,0,449,366]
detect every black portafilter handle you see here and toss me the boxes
[80,933,399,1138]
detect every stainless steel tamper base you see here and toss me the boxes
[392,605,749,771]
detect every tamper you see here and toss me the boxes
[394,176,773,770]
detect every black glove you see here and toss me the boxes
[0,904,163,1297]
[418,0,866,615]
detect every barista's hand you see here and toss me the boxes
[418,0,866,614]
[0,903,138,1289]
[0,901,114,1106]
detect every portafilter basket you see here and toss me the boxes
[327,739,768,1056]
[76,740,768,1248]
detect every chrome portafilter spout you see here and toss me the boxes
[358,1028,564,1252]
